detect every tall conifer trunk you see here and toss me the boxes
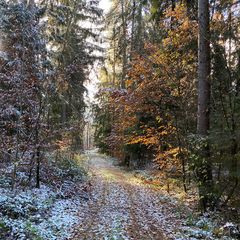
[197,0,213,211]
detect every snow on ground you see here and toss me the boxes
[70,153,180,239]
[0,184,86,240]
[1,150,239,239]
[70,152,239,240]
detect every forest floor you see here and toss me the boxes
[0,150,238,240]
[69,150,237,240]
[70,149,181,239]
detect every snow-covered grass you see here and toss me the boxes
[175,214,240,240]
[0,151,89,240]
[1,151,239,240]
[0,183,86,240]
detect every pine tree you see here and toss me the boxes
[0,0,48,188]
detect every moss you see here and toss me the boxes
[0,220,10,238]
[25,222,43,240]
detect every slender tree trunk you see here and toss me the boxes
[112,26,116,86]
[35,99,43,188]
[120,0,127,89]
[130,0,136,57]
[198,0,210,134]
[226,5,239,203]
[136,2,143,52]
[36,146,41,188]
[171,0,176,10]
[197,0,213,211]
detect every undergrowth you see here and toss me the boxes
[0,150,89,240]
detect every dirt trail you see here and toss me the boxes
[70,150,182,240]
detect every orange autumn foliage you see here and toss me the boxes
[99,5,197,171]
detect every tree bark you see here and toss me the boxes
[198,0,211,135]
[130,0,136,56]
[112,26,117,86]
[120,0,127,89]
[197,0,213,211]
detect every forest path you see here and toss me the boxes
[70,150,182,240]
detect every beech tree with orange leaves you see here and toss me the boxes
[95,1,240,211]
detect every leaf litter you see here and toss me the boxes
[0,150,238,240]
